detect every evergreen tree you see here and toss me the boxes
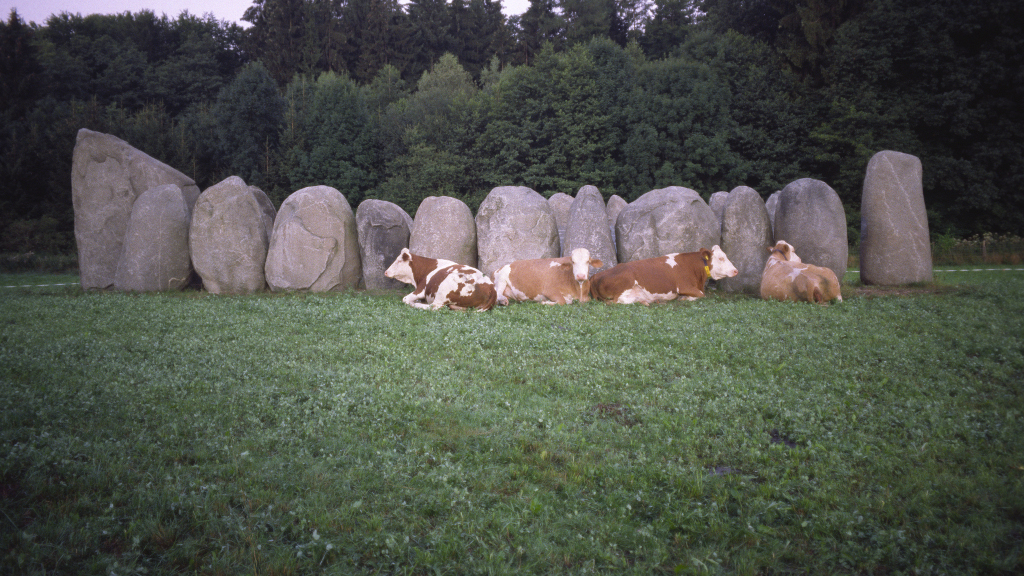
[518,0,564,63]
[639,0,695,59]
[212,62,286,187]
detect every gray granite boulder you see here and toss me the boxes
[765,191,781,228]
[475,186,559,277]
[709,191,731,225]
[615,186,720,263]
[564,185,616,271]
[860,151,932,285]
[265,186,361,292]
[548,192,574,251]
[718,186,774,294]
[606,194,628,247]
[113,184,194,292]
[773,178,848,280]
[356,199,414,290]
[409,196,477,267]
[190,176,276,294]
[72,129,200,290]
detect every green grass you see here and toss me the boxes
[2,272,1023,574]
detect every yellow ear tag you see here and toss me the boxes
[704,265,711,276]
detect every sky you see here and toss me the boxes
[3,0,532,27]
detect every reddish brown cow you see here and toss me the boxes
[492,248,604,305]
[384,248,497,311]
[759,240,842,304]
[589,245,738,305]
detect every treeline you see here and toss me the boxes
[1,0,1022,255]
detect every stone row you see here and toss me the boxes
[72,129,931,294]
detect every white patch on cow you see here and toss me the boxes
[708,245,739,279]
[663,254,678,268]
[570,248,594,281]
[616,282,678,305]
[384,249,416,285]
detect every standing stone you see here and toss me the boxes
[113,184,194,292]
[860,150,932,285]
[356,199,414,290]
[615,186,720,263]
[475,186,559,277]
[265,186,361,292]
[606,194,628,248]
[72,129,200,290]
[773,178,848,280]
[718,186,774,294]
[564,185,616,271]
[548,192,574,252]
[709,191,731,225]
[765,191,781,229]
[409,196,477,267]
[190,176,276,294]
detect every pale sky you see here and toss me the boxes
[3,0,532,28]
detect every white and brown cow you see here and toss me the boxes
[492,248,604,305]
[589,245,738,305]
[384,248,497,311]
[759,240,842,304]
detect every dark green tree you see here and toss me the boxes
[639,0,695,59]
[212,62,286,187]
[518,0,564,64]
[817,0,1024,235]
[282,72,376,203]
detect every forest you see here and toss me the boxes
[1,0,1021,256]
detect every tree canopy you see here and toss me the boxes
[1,0,1021,253]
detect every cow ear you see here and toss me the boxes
[590,259,604,269]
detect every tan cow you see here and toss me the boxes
[759,240,842,304]
[492,248,604,305]
[385,248,497,311]
[589,246,738,305]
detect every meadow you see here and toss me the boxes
[1,269,1023,575]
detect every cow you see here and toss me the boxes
[589,245,738,305]
[492,248,604,305]
[384,248,497,311]
[759,240,842,304]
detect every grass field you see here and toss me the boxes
[2,270,1023,575]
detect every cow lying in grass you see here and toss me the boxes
[589,246,738,305]
[492,248,604,305]
[759,240,842,304]
[384,248,497,311]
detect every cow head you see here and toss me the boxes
[384,248,416,285]
[768,241,802,263]
[706,245,739,280]
[567,248,604,283]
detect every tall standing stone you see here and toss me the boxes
[409,196,478,267]
[548,192,574,252]
[265,186,361,292]
[615,187,720,263]
[564,185,616,271]
[773,178,848,280]
[114,184,194,292]
[606,194,628,248]
[718,186,774,294]
[860,150,932,285]
[709,191,731,225]
[475,186,559,277]
[71,129,200,290]
[190,176,276,294]
[356,199,414,290]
